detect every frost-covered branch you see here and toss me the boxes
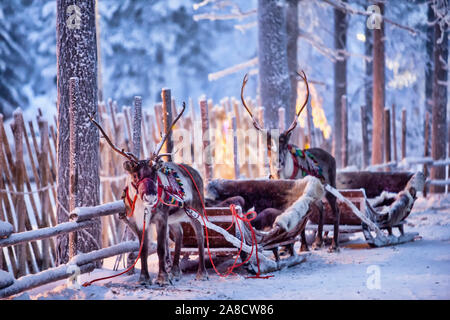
[234,21,257,33]
[320,0,419,35]
[193,9,256,21]
[208,57,258,81]
[299,29,372,63]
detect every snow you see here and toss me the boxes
[0,221,13,238]
[3,194,449,300]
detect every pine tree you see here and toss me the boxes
[258,0,291,129]
[56,0,101,265]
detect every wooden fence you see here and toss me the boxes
[1,90,448,281]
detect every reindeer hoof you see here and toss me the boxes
[156,273,172,287]
[195,271,209,281]
[300,244,310,252]
[328,245,340,253]
[139,274,152,285]
[311,240,323,250]
[171,266,182,281]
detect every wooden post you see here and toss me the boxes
[200,99,213,182]
[132,96,142,159]
[391,104,398,163]
[278,107,286,132]
[232,117,240,179]
[161,89,173,161]
[306,100,313,149]
[371,2,385,166]
[360,106,369,169]
[401,108,407,160]
[384,108,391,169]
[68,77,80,260]
[37,118,53,269]
[11,110,27,276]
[341,95,348,168]
[423,111,430,197]
[0,114,18,275]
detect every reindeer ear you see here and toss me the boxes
[123,161,135,172]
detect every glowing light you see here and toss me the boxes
[296,82,332,140]
[356,33,366,42]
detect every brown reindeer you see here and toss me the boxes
[90,103,208,286]
[240,71,340,252]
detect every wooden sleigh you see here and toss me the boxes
[178,171,425,271]
[307,171,425,247]
[178,176,326,274]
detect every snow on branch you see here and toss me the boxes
[298,29,372,63]
[320,0,419,35]
[234,21,257,33]
[193,9,256,21]
[208,57,258,81]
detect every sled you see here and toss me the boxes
[178,176,325,274]
[306,171,425,247]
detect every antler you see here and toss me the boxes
[152,101,186,160]
[241,73,264,131]
[89,113,139,163]
[284,70,310,135]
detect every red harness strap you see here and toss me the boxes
[289,150,300,179]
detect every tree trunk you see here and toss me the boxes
[430,2,448,194]
[333,2,347,168]
[424,0,434,152]
[258,0,291,129]
[371,2,385,165]
[364,14,373,162]
[56,0,100,265]
[286,0,299,129]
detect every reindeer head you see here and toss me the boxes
[240,71,310,179]
[90,102,186,205]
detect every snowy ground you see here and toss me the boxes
[7,194,450,300]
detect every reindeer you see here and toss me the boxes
[240,71,340,252]
[90,103,208,286]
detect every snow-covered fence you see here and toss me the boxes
[0,201,132,299]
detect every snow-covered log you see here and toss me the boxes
[0,270,14,290]
[69,241,140,266]
[69,200,125,222]
[0,221,13,239]
[0,263,95,299]
[0,220,96,248]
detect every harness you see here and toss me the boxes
[286,144,325,182]
[122,165,192,218]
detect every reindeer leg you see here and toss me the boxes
[326,192,340,253]
[312,201,324,250]
[155,212,171,286]
[137,229,151,285]
[169,223,183,281]
[189,217,209,281]
[300,230,310,252]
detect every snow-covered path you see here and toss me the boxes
[8,195,450,300]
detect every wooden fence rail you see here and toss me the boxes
[0,201,127,298]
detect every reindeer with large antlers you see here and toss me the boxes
[241,71,340,252]
[90,103,208,286]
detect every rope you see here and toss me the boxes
[0,184,55,195]
[81,205,148,287]
[177,163,273,279]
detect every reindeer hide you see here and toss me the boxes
[274,176,324,232]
